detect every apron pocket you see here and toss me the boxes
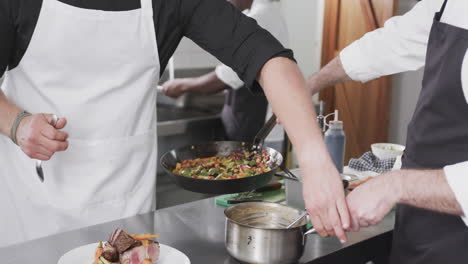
[42,129,157,209]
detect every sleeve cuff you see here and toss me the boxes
[444,162,468,226]
[340,40,381,83]
[243,49,295,95]
[215,65,244,90]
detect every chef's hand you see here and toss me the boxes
[16,114,69,161]
[346,172,400,231]
[161,78,193,98]
[303,161,350,243]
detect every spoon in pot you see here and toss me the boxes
[35,114,59,183]
[287,212,317,236]
[286,211,309,229]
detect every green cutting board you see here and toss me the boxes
[215,188,285,208]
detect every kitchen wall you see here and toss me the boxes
[387,0,424,145]
[171,0,325,77]
[282,0,324,77]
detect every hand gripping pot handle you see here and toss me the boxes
[287,210,317,245]
[291,213,317,246]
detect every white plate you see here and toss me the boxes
[58,242,190,264]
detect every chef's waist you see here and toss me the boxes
[63,124,157,141]
[47,105,157,140]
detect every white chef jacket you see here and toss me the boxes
[215,0,290,89]
[340,0,468,224]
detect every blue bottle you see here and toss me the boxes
[324,110,346,173]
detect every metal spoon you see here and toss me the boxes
[287,211,317,236]
[286,211,309,229]
[252,114,277,151]
[248,114,278,160]
[35,114,59,183]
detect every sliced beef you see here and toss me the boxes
[108,229,137,254]
[129,240,143,250]
[98,259,119,264]
[102,242,119,262]
[120,241,160,264]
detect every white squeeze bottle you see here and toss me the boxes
[324,110,346,173]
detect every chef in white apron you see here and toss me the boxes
[0,0,160,245]
[0,0,348,248]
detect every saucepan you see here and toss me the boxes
[224,202,315,264]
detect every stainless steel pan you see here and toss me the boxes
[224,202,316,264]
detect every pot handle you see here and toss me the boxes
[304,228,316,236]
[303,227,317,245]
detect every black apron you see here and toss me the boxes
[221,86,268,141]
[390,1,468,263]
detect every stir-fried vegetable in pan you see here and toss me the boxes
[173,150,272,180]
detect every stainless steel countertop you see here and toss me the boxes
[1,197,394,264]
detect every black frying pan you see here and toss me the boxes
[160,141,285,194]
[160,115,288,194]
[160,115,348,194]
[160,143,348,194]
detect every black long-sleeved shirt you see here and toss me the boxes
[0,0,294,92]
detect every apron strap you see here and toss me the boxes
[435,0,448,21]
[141,0,153,16]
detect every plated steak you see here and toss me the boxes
[120,241,160,264]
[109,229,137,254]
[95,229,160,264]
[102,243,119,262]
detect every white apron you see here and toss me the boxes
[0,0,160,247]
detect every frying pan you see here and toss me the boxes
[160,115,290,194]
[160,115,348,194]
[161,141,286,194]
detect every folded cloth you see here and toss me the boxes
[348,151,396,174]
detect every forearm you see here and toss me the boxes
[395,169,463,216]
[258,57,331,166]
[0,89,22,137]
[306,57,351,95]
[186,72,227,95]
[259,57,351,242]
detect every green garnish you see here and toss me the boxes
[99,256,111,264]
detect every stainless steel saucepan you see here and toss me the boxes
[224,202,316,264]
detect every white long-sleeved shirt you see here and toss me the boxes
[215,0,290,89]
[340,0,468,224]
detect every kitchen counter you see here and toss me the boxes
[1,197,394,264]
